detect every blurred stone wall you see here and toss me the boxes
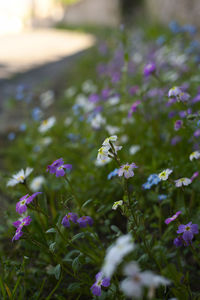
[63,0,121,27]
[145,0,200,27]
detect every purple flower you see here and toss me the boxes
[61,213,78,227]
[171,136,182,146]
[165,211,181,225]
[12,216,32,242]
[16,192,42,214]
[77,216,93,228]
[191,171,199,181]
[194,129,200,137]
[174,120,183,131]
[177,222,199,245]
[118,163,138,179]
[47,158,72,177]
[129,86,139,96]
[143,62,156,77]
[90,272,110,296]
[173,236,183,247]
[128,100,141,118]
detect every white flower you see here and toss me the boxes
[102,135,118,147]
[106,125,120,135]
[189,151,200,161]
[30,176,45,192]
[7,167,33,187]
[38,116,56,133]
[175,177,192,187]
[120,135,129,144]
[82,80,97,93]
[158,169,173,181]
[129,145,140,155]
[64,117,73,126]
[120,261,170,299]
[40,90,54,108]
[91,114,106,129]
[107,96,120,106]
[64,86,76,98]
[40,137,52,147]
[112,200,123,210]
[168,86,182,98]
[101,234,135,278]
[97,146,110,162]
[95,157,111,166]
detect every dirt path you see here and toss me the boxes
[0,29,95,133]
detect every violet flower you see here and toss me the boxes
[165,211,181,225]
[174,120,183,131]
[16,192,42,214]
[90,272,110,296]
[61,213,78,227]
[143,62,156,77]
[47,158,72,177]
[176,222,199,245]
[12,216,32,242]
[77,216,93,228]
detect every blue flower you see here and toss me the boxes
[108,168,119,180]
[158,194,167,201]
[147,174,161,185]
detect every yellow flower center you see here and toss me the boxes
[123,165,130,171]
[18,175,24,181]
[42,120,48,125]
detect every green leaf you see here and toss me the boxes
[82,198,93,208]
[46,228,57,234]
[67,282,81,293]
[72,255,82,273]
[71,232,85,242]
[54,264,61,280]
[49,242,56,253]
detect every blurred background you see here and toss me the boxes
[0,0,199,132]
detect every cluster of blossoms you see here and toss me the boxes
[142,173,160,189]
[174,222,199,247]
[47,158,72,177]
[62,212,93,228]
[97,135,122,164]
[12,192,42,241]
[165,213,199,246]
[12,216,32,242]
[168,86,190,102]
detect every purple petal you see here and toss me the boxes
[26,192,42,204]
[95,272,103,281]
[13,220,21,228]
[102,278,110,287]
[56,169,65,177]
[61,216,70,227]
[16,202,27,214]
[177,224,186,234]
[91,284,101,296]
[191,224,199,234]
[63,164,72,170]
[183,231,193,242]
